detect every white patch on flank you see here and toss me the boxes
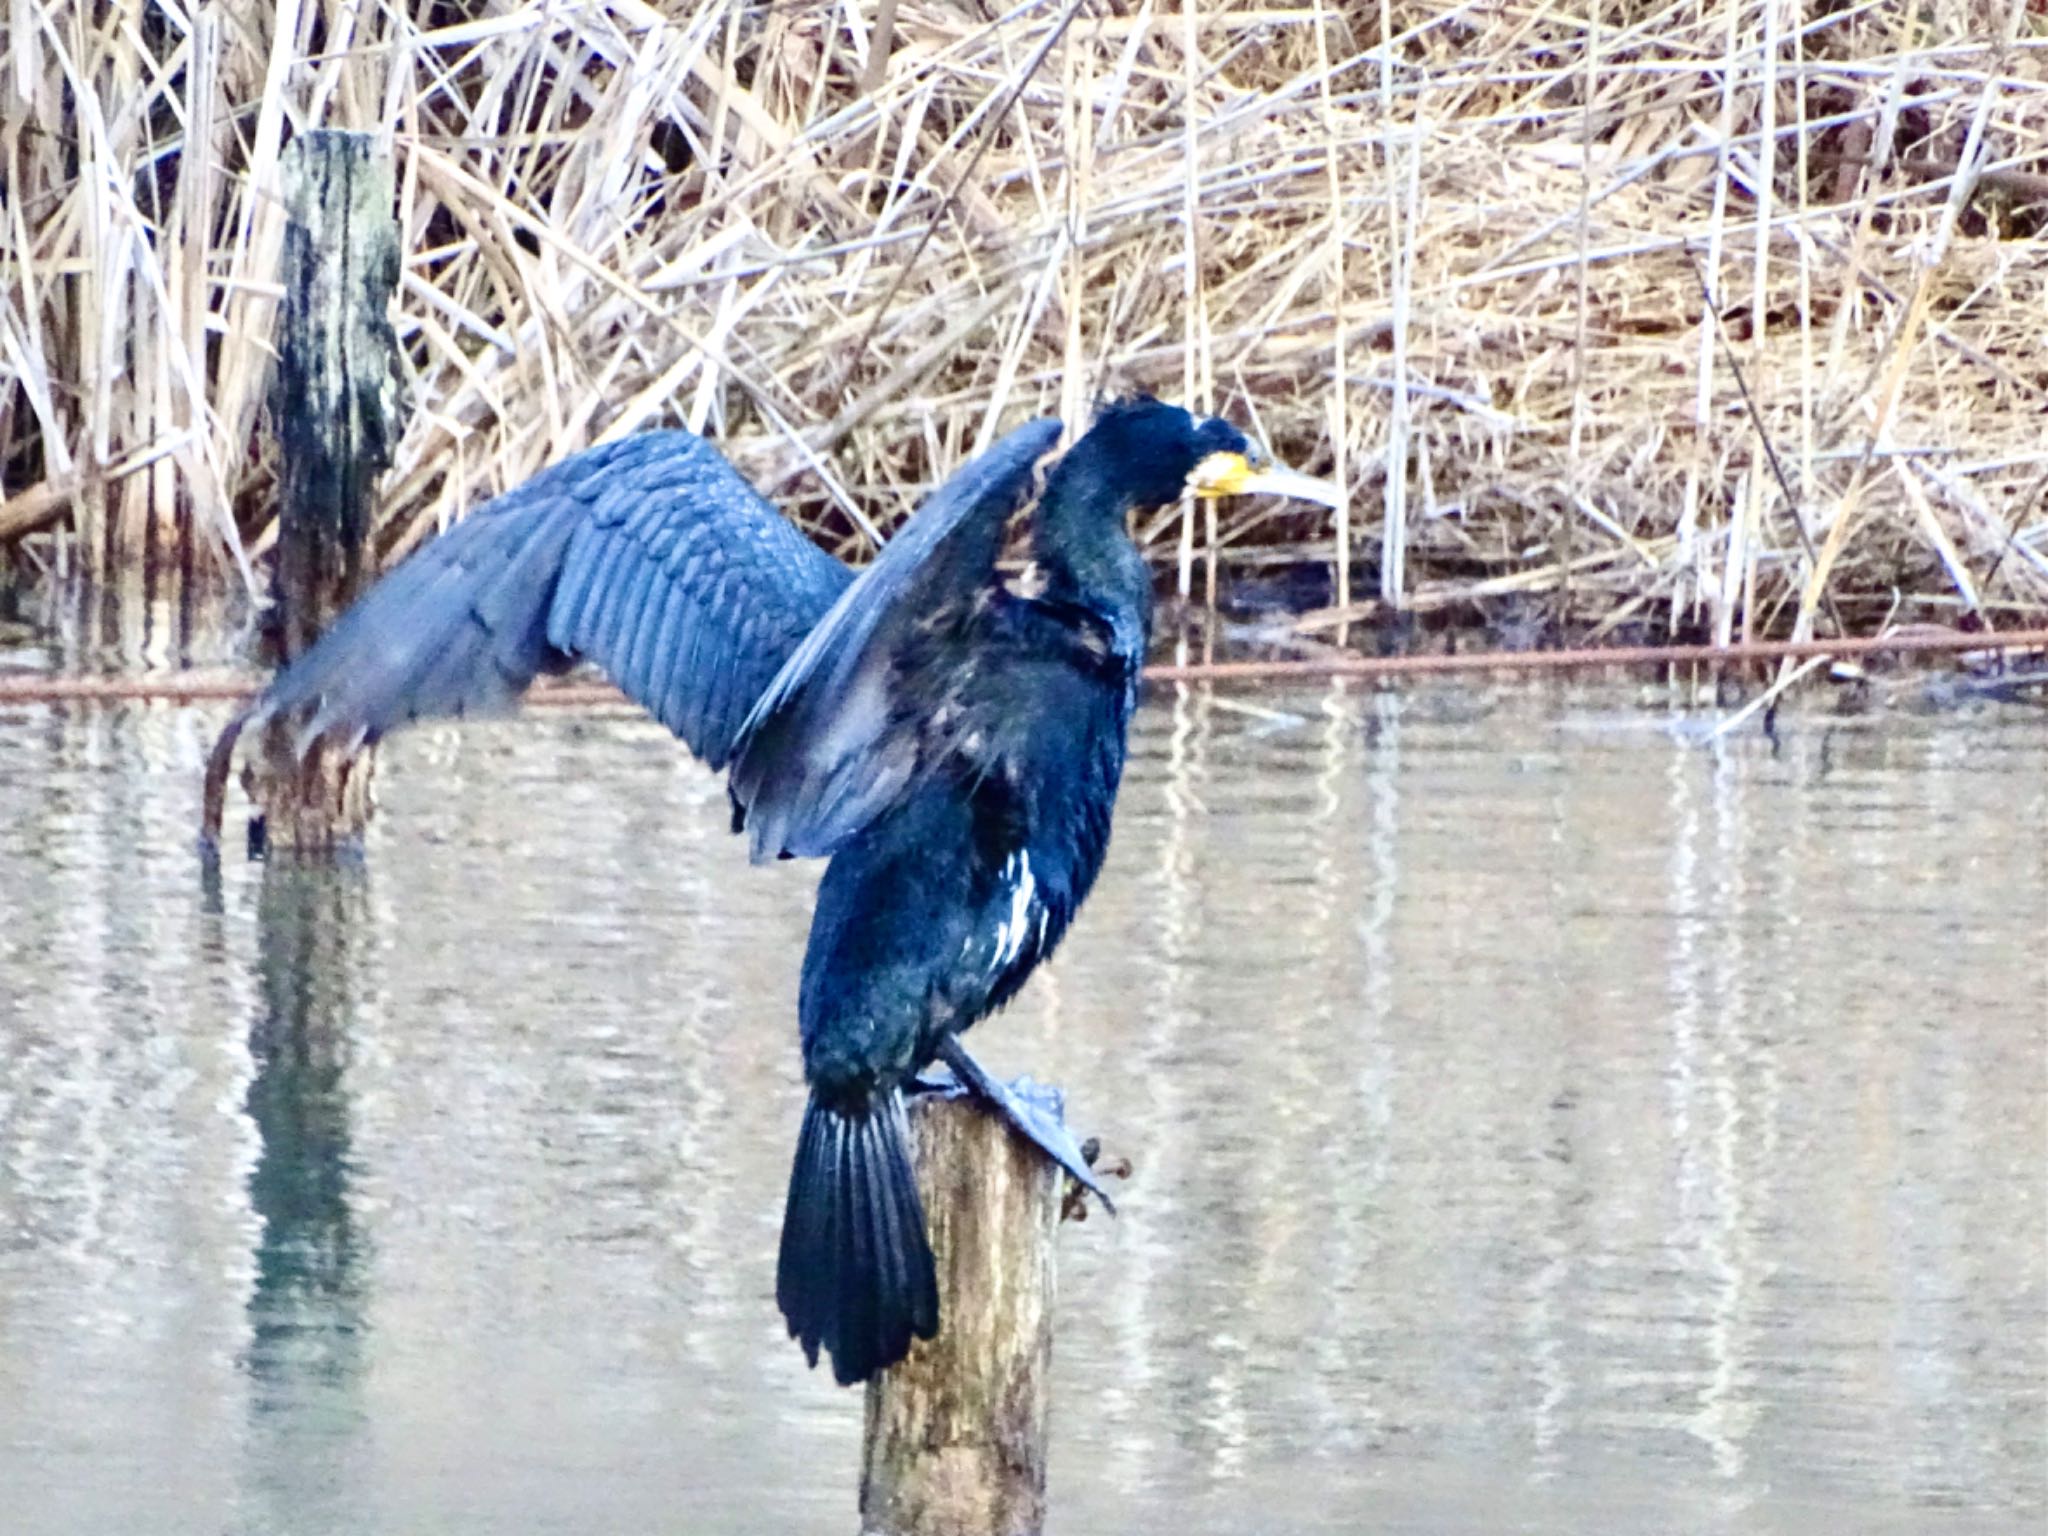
[991,851,1037,972]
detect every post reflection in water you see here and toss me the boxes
[0,684,2042,1535]
[238,859,373,1522]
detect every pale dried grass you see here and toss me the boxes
[1,0,2044,641]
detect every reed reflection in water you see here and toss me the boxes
[0,682,2040,1535]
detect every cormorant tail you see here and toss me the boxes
[777,1088,938,1385]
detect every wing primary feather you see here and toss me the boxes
[695,567,740,755]
[606,547,665,700]
[546,433,853,767]
[670,590,712,749]
[569,530,637,658]
[640,580,689,736]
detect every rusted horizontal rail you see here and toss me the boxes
[1145,627,2048,682]
[0,627,2043,706]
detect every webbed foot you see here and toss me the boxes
[935,1036,1116,1213]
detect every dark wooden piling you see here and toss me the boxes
[215,130,401,853]
[860,1092,1066,1536]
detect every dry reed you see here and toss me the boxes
[1,0,2044,643]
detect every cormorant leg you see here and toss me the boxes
[934,1036,1114,1212]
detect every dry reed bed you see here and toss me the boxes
[1,0,2044,644]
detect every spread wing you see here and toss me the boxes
[247,430,852,769]
[725,418,1063,863]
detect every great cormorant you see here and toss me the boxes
[234,398,1340,1384]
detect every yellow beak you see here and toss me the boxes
[1186,449,1345,509]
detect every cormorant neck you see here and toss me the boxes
[1029,441,1153,641]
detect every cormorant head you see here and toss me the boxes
[1031,398,1344,628]
[1075,397,1345,513]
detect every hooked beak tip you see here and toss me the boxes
[1231,464,1347,511]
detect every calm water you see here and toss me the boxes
[0,681,2042,1534]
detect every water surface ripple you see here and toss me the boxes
[0,684,2041,1534]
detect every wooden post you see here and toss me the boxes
[860,1091,1065,1536]
[232,130,401,853]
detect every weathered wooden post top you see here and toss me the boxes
[860,1087,1084,1536]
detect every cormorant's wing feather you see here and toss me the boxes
[548,437,851,764]
[246,431,852,768]
[726,417,1062,863]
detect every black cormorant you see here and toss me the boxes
[236,398,1340,1384]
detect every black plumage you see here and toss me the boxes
[238,398,1338,1386]
[246,430,852,763]
[734,402,1280,1383]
